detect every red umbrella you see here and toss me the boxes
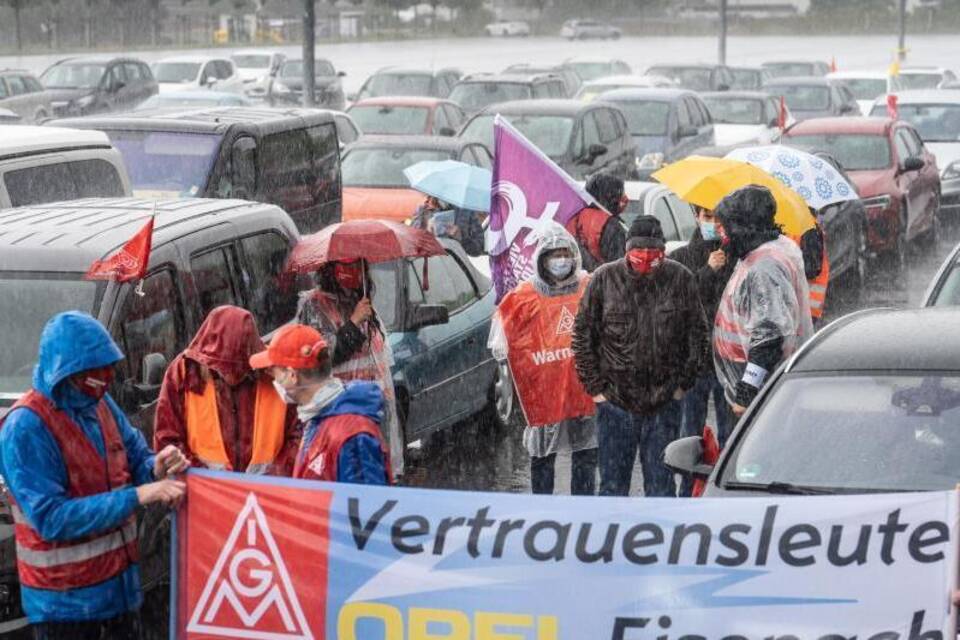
[285,220,445,273]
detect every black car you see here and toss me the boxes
[666,307,960,496]
[449,73,569,115]
[48,107,342,233]
[458,99,636,180]
[267,58,346,110]
[40,56,157,117]
[645,64,734,92]
[354,67,462,101]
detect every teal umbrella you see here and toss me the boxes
[404,159,492,213]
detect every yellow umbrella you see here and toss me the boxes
[652,156,815,237]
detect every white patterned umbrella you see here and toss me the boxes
[725,145,858,211]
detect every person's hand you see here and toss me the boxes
[154,445,189,480]
[137,479,186,508]
[350,297,374,325]
[708,250,727,272]
[592,394,606,403]
[731,402,747,417]
[673,388,686,401]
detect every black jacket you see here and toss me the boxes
[572,258,709,416]
[669,231,736,324]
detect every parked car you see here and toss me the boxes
[341,135,491,222]
[0,69,52,123]
[458,99,636,181]
[560,19,621,40]
[263,57,346,110]
[763,77,860,121]
[869,91,960,220]
[595,88,714,176]
[230,49,286,85]
[0,126,130,209]
[615,181,699,254]
[152,55,243,95]
[784,116,941,271]
[134,91,252,110]
[50,107,342,232]
[827,69,902,115]
[899,66,957,91]
[645,64,734,92]
[354,67,462,101]
[563,56,632,82]
[484,20,530,37]
[574,74,677,102]
[40,56,157,116]
[761,60,832,78]
[727,66,772,91]
[502,64,583,97]
[923,240,960,306]
[348,97,465,136]
[702,91,789,146]
[449,73,568,116]
[666,307,960,496]
[0,107,20,124]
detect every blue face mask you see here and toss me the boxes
[700,221,719,241]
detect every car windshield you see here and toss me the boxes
[648,66,712,91]
[608,100,671,136]
[764,62,814,78]
[154,62,201,83]
[567,63,612,82]
[107,131,222,196]
[348,105,430,135]
[839,77,886,101]
[900,72,943,90]
[460,114,574,157]
[770,84,830,111]
[929,262,960,307]
[871,104,960,142]
[730,69,762,90]
[342,148,451,187]
[232,54,271,69]
[41,63,105,89]
[362,73,433,98]
[448,82,531,112]
[723,375,960,492]
[704,97,763,125]
[280,60,335,78]
[0,274,100,395]
[786,133,891,170]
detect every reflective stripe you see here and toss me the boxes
[15,519,137,569]
[9,486,130,524]
[810,284,827,294]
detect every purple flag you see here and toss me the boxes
[486,115,593,301]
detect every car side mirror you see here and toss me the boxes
[900,156,925,173]
[438,126,456,137]
[337,70,347,77]
[111,80,126,93]
[678,125,698,138]
[407,303,449,331]
[663,436,715,477]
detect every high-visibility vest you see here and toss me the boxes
[0,391,138,591]
[306,292,388,382]
[294,413,391,482]
[498,278,595,427]
[808,249,830,320]
[184,368,288,474]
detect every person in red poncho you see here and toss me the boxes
[153,305,299,475]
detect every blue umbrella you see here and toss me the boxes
[404,159,492,213]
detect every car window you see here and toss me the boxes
[903,128,924,156]
[464,144,492,169]
[433,105,450,134]
[199,62,215,84]
[582,112,602,149]
[124,63,142,83]
[694,98,712,124]
[594,108,619,143]
[688,98,707,127]
[667,193,698,240]
[108,64,127,86]
[614,61,632,75]
[368,263,398,331]
[140,63,154,82]
[24,76,43,93]
[675,97,691,128]
[444,104,465,129]
[4,159,126,207]
[334,115,359,144]
[931,264,960,307]
[308,123,341,205]
[216,60,234,79]
[259,128,321,210]
[786,133,892,171]
[6,75,26,96]
[651,196,679,240]
[407,252,477,313]
[893,130,912,162]
[239,232,297,333]
[0,79,7,98]
[547,81,566,98]
[190,246,242,318]
[118,268,185,385]
[531,82,552,99]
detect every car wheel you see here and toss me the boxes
[493,360,515,428]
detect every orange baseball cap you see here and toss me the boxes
[249,324,328,370]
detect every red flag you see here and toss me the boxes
[830,56,838,73]
[84,217,154,282]
[887,94,899,120]
[777,96,787,131]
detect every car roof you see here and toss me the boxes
[763,60,824,66]
[373,67,456,77]
[765,76,831,86]
[155,55,226,64]
[350,96,446,108]
[727,66,765,72]
[900,66,950,73]
[564,56,619,64]
[50,55,132,65]
[827,69,890,79]
[0,126,113,158]
[582,74,672,86]
[49,106,335,134]
[785,116,895,135]
[231,50,278,58]
[595,87,694,101]
[701,90,771,100]
[648,63,720,70]
[788,307,960,373]
[460,73,553,84]
[478,98,592,116]
[345,134,469,152]
[890,89,960,105]
[147,90,245,100]
[0,197,283,273]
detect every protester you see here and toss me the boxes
[799,210,830,323]
[250,324,391,484]
[154,305,299,475]
[297,260,402,476]
[713,186,814,417]
[669,206,736,449]
[0,311,188,639]
[411,194,484,256]
[488,223,597,495]
[565,172,628,271]
[572,216,709,497]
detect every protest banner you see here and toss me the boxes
[172,469,958,640]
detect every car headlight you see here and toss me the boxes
[636,152,664,170]
[861,194,892,215]
[942,161,960,181]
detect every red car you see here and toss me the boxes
[785,117,941,269]
[346,96,466,137]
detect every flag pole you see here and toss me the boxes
[135,202,157,297]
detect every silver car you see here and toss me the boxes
[0,70,52,123]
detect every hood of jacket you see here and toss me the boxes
[183,306,264,387]
[318,380,384,425]
[33,311,124,400]
[531,222,584,296]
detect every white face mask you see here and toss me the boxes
[545,256,575,279]
[272,380,297,405]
